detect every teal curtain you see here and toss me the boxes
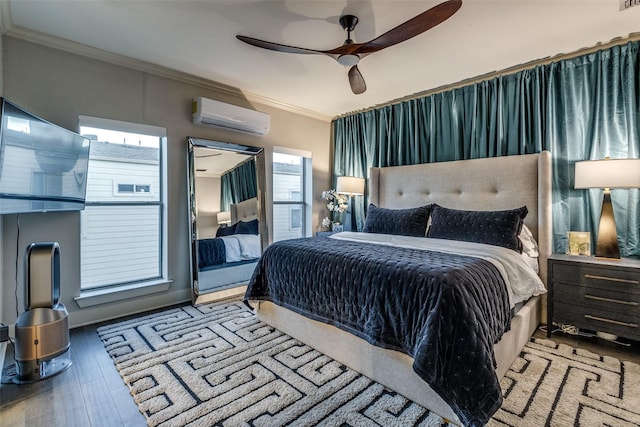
[220,158,257,212]
[333,41,640,258]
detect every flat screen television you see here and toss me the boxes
[0,98,90,214]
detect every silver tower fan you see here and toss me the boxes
[14,242,71,383]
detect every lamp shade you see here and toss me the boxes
[575,158,640,189]
[336,176,365,195]
[216,211,231,224]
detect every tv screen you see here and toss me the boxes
[0,98,90,214]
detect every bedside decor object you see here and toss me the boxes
[336,176,365,232]
[216,211,231,226]
[566,231,591,256]
[574,157,640,259]
[321,189,349,231]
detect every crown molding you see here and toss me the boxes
[337,31,640,119]
[2,20,331,123]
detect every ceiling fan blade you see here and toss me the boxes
[236,35,326,55]
[348,65,367,94]
[354,0,462,54]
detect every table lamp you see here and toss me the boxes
[574,158,640,258]
[336,176,365,232]
[217,211,231,226]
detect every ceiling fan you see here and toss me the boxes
[236,0,462,95]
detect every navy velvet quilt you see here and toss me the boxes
[198,238,226,268]
[244,236,512,426]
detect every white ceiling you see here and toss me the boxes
[3,1,640,119]
[193,146,251,178]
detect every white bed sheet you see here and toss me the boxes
[219,234,261,262]
[330,231,546,308]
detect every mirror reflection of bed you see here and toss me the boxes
[187,137,267,304]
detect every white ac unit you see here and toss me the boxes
[192,97,270,136]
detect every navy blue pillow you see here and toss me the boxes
[215,223,237,237]
[363,204,432,237]
[235,219,259,235]
[427,204,528,252]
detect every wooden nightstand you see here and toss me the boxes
[547,253,640,340]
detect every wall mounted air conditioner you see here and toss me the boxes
[192,97,270,136]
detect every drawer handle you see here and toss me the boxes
[584,294,639,306]
[584,314,638,328]
[584,274,639,285]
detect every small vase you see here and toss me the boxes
[331,223,343,233]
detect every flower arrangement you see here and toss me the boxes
[321,189,349,230]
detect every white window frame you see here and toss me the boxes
[114,182,153,196]
[74,116,169,307]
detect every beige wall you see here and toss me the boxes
[0,36,331,327]
[195,175,221,239]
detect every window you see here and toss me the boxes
[272,148,312,241]
[289,190,302,230]
[116,183,152,195]
[79,116,167,291]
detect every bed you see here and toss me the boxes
[245,152,552,426]
[195,197,261,293]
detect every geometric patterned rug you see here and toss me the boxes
[97,299,640,427]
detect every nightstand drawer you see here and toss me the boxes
[553,283,640,311]
[552,263,640,293]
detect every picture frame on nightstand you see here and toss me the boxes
[566,231,591,256]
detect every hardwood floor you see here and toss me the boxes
[1,324,146,427]
[1,318,639,427]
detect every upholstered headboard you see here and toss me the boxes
[369,151,552,286]
[230,197,259,224]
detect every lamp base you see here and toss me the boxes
[342,196,354,232]
[595,191,620,259]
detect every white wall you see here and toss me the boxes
[195,176,221,239]
[0,36,331,327]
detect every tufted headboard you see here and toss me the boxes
[230,197,259,224]
[369,151,552,286]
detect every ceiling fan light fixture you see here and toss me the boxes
[236,0,462,94]
[337,54,360,67]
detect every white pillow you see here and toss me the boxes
[519,225,539,258]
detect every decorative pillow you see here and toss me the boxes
[235,219,259,235]
[215,223,237,237]
[427,204,528,252]
[363,204,432,237]
[519,225,539,258]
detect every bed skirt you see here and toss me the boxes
[253,295,541,425]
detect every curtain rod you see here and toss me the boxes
[334,31,640,120]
